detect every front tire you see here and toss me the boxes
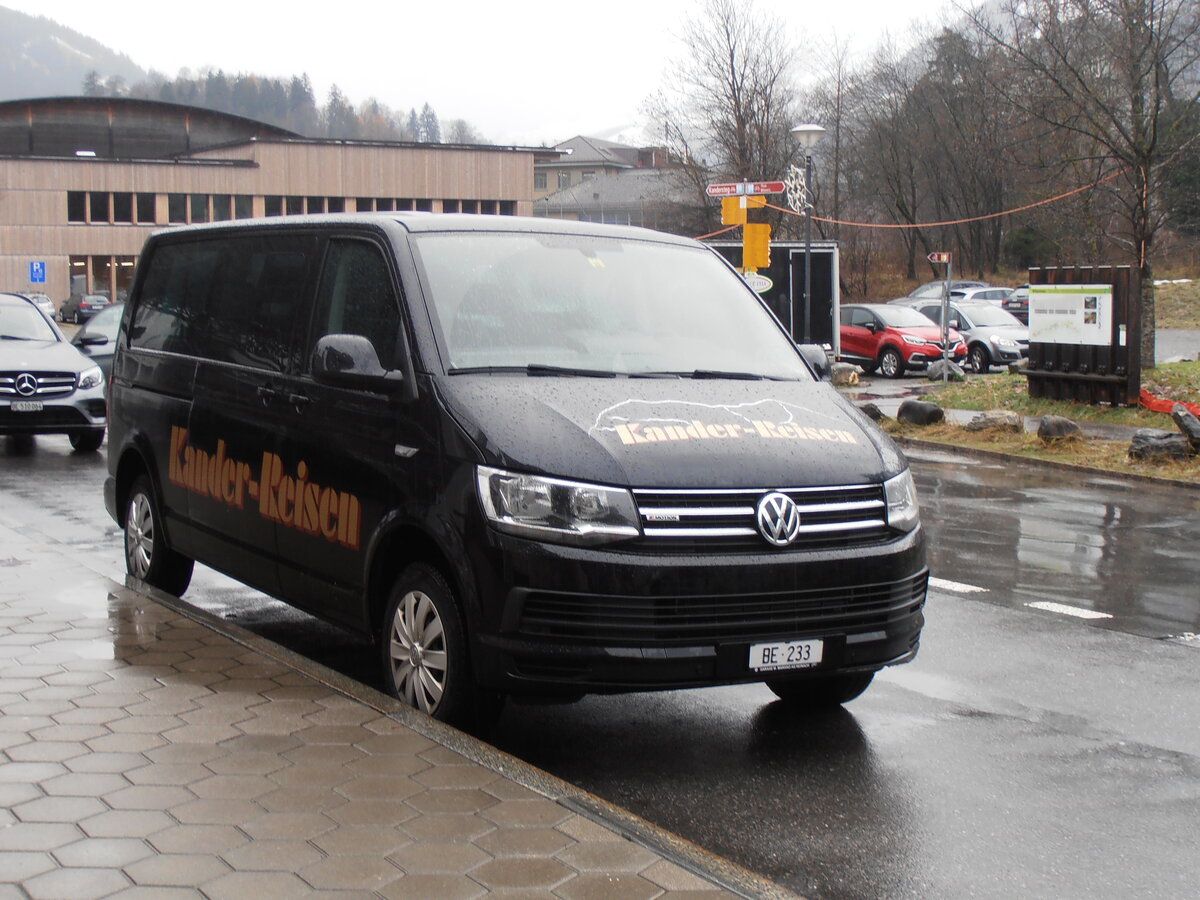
[766,672,875,708]
[69,429,104,452]
[878,347,905,379]
[968,344,990,373]
[381,564,497,730]
[124,474,193,596]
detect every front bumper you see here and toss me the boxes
[905,349,967,368]
[466,525,927,696]
[0,389,107,437]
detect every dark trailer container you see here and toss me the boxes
[709,240,840,351]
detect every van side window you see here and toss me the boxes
[309,239,400,369]
[202,235,316,372]
[129,242,220,354]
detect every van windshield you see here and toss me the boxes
[411,232,812,380]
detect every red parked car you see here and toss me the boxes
[839,303,966,378]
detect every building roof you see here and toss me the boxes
[550,135,641,169]
[0,96,560,162]
[534,168,690,211]
[0,96,298,160]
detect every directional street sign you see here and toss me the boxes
[927,252,951,264]
[707,181,787,197]
[750,181,785,195]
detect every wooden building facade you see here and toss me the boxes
[1,97,552,305]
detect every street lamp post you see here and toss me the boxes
[790,124,826,344]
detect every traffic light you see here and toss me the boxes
[743,223,771,270]
[721,196,746,226]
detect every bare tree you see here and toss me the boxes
[972,0,1200,367]
[644,0,803,236]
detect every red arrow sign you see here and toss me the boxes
[706,183,743,197]
[927,251,951,263]
[750,181,785,194]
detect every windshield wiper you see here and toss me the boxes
[446,364,617,378]
[0,334,36,341]
[525,364,617,378]
[638,369,779,380]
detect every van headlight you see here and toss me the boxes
[884,470,920,532]
[78,366,104,390]
[476,466,640,546]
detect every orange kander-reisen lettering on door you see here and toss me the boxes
[258,450,361,550]
[167,426,362,551]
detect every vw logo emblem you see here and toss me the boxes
[757,492,802,546]
[15,373,37,397]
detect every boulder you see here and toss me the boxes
[1170,404,1200,453]
[1037,415,1082,443]
[1129,429,1195,461]
[857,402,885,421]
[926,359,966,382]
[830,362,860,387]
[965,410,1024,433]
[897,399,945,426]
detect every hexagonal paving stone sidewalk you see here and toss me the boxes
[0,523,796,899]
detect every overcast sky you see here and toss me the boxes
[16,0,956,145]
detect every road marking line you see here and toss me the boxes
[1026,601,1113,620]
[930,577,988,594]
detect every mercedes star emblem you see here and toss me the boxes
[15,373,38,397]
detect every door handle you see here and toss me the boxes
[287,393,311,412]
[256,385,279,406]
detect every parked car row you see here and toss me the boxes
[838,278,1032,377]
[840,296,1029,377]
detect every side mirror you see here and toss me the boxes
[311,334,404,392]
[76,334,109,347]
[797,343,832,381]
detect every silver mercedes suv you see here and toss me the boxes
[0,292,107,451]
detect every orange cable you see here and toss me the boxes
[758,167,1127,230]
[693,223,741,240]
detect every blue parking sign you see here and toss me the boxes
[29,261,46,284]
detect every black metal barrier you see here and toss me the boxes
[1026,265,1141,406]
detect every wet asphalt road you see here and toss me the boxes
[3,426,1199,900]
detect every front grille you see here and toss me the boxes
[632,484,890,550]
[517,571,928,644]
[0,371,76,398]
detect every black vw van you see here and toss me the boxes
[105,214,926,729]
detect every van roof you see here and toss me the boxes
[149,212,701,247]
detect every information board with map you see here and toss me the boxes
[1028,284,1114,346]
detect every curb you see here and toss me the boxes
[894,436,1200,492]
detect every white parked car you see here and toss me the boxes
[0,292,107,451]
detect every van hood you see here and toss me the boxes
[436,376,905,488]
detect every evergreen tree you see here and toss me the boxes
[419,103,440,143]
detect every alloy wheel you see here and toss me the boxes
[387,589,448,714]
[125,492,154,579]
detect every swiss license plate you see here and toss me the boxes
[749,638,824,672]
[11,400,43,412]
